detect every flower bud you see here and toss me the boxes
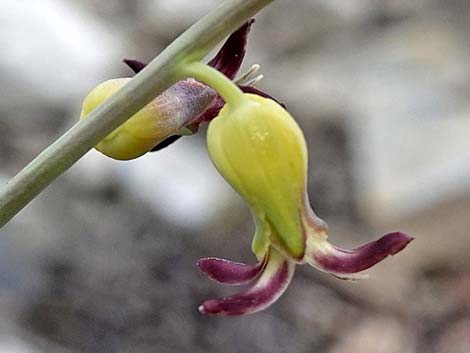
[80,78,216,160]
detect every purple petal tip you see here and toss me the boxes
[379,232,414,255]
[123,58,147,74]
[207,19,255,79]
[198,251,294,316]
[309,231,413,277]
[198,305,206,314]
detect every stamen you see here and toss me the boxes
[244,74,263,87]
[234,64,261,85]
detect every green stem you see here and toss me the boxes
[179,61,245,107]
[0,0,274,229]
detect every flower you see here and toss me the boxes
[80,20,279,160]
[197,93,413,316]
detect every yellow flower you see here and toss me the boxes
[197,93,413,315]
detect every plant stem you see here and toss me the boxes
[0,0,274,229]
[179,61,245,107]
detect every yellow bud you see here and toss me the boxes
[81,78,216,160]
[207,94,308,259]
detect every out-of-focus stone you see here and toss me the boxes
[268,19,470,225]
[327,317,414,353]
[71,137,237,230]
[137,0,218,37]
[434,318,470,353]
[283,274,361,336]
[0,0,124,108]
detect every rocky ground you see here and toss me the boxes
[0,1,469,352]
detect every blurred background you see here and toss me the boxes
[0,0,470,352]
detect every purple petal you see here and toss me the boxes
[199,249,295,316]
[208,19,254,79]
[306,232,413,280]
[123,59,147,74]
[197,257,264,285]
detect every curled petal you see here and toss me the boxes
[197,257,264,285]
[208,19,254,79]
[306,232,413,280]
[199,249,295,316]
[123,59,147,74]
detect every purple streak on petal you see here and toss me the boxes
[123,59,147,74]
[199,96,225,122]
[199,251,295,316]
[240,85,286,109]
[208,19,254,79]
[309,232,413,278]
[197,257,264,285]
